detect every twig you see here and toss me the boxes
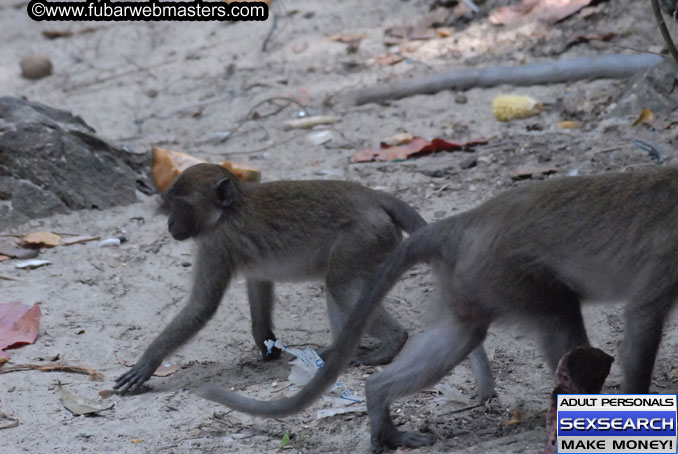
[0,363,103,381]
[651,0,678,64]
[262,9,279,52]
[350,53,663,105]
[0,275,21,281]
[262,0,287,52]
[0,413,19,430]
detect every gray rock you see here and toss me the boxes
[0,97,151,231]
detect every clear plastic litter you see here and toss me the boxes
[264,339,365,418]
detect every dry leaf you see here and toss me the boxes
[59,386,113,415]
[0,302,41,361]
[328,32,368,43]
[436,27,453,38]
[375,53,405,66]
[506,409,524,426]
[152,147,261,192]
[557,120,581,129]
[153,362,181,377]
[0,255,9,262]
[21,231,61,248]
[354,137,487,162]
[490,0,592,26]
[565,32,617,49]
[632,108,655,126]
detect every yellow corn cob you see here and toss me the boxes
[492,94,543,122]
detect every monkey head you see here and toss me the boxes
[164,163,243,240]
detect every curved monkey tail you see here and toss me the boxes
[197,222,444,417]
[379,193,427,234]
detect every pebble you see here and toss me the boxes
[20,55,53,79]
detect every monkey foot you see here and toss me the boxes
[262,346,282,361]
[371,430,437,453]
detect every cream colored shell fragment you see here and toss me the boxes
[492,94,543,122]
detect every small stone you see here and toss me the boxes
[459,156,477,169]
[454,93,468,104]
[20,55,53,80]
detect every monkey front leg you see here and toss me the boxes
[115,251,232,394]
[247,279,282,360]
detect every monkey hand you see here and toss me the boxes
[114,357,161,394]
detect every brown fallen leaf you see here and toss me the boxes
[490,0,592,26]
[328,32,368,43]
[632,108,655,126]
[557,120,581,129]
[354,137,487,163]
[61,235,100,246]
[375,53,405,66]
[42,27,99,40]
[506,409,524,426]
[152,147,261,192]
[0,302,41,361]
[59,385,113,416]
[0,255,9,262]
[0,363,104,381]
[21,231,61,248]
[509,164,557,180]
[565,32,617,49]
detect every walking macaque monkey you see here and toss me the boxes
[199,166,678,452]
[115,163,495,394]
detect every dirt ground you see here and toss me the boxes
[1,0,678,452]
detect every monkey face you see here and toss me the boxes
[164,163,242,240]
[167,200,197,240]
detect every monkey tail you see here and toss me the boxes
[380,194,427,234]
[197,223,443,417]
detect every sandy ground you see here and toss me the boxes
[1,0,678,452]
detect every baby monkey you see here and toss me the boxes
[115,163,489,394]
[200,165,678,453]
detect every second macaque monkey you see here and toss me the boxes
[200,165,678,452]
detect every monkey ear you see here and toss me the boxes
[214,177,235,208]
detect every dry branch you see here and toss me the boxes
[350,53,663,105]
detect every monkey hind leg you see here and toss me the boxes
[366,317,487,453]
[621,287,677,393]
[358,307,408,365]
[469,345,496,401]
[325,260,407,366]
